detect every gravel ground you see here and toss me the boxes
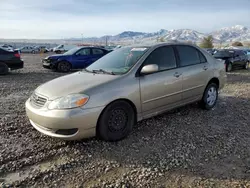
[0,54,250,188]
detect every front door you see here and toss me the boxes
[72,48,92,69]
[139,46,183,118]
[174,45,213,103]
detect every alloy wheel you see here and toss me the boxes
[207,86,217,106]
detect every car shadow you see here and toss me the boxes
[67,94,250,184]
[226,71,250,84]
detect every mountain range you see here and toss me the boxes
[75,25,250,44]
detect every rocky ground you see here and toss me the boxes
[0,54,250,188]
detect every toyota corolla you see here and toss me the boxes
[26,42,226,141]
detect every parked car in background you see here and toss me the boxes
[213,49,249,72]
[26,42,226,141]
[1,44,14,51]
[0,47,23,75]
[18,46,39,53]
[35,46,49,53]
[53,44,77,54]
[42,46,110,72]
[203,48,217,55]
[244,49,250,61]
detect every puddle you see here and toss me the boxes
[1,156,69,184]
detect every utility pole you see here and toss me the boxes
[105,36,108,47]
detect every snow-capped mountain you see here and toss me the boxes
[73,25,250,44]
[210,25,250,42]
[162,29,205,42]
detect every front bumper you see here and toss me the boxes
[25,99,104,140]
[42,59,56,69]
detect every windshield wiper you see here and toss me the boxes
[82,68,95,73]
[92,69,115,75]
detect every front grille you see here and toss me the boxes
[30,93,47,108]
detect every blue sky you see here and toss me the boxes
[0,0,249,39]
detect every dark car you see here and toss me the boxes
[42,46,110,72]
[0,47,23,75]
[213,49,249,72]
[204,48,217,55]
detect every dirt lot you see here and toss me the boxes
[0,54,250,188]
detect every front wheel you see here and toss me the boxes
[97,101,135,141]
[200,83,218,110]
[57,61,71,72]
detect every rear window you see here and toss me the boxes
[0,47,11,54]
[176,45,205,66]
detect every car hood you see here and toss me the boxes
[35,71,117,100]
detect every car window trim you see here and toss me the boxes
[136,45,178,77]
[173,45,208,68]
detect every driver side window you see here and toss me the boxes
[76,48,91,56]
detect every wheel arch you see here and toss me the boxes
[96,98,137,136]
[207,77,220,89]
[56,59,72,69]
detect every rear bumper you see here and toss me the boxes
[7,60,24,70]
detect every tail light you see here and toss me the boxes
[14,53,20,58]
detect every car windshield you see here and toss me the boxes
[86,47,148,75]
[214,50,234,58]
[63,47,81,55]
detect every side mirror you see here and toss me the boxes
[140,64,159,75]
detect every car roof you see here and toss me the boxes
[125,42,199,49]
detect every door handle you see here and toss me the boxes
[203,66,208,70]
[174,72,182,78]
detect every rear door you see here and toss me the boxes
[91,48,106,63]
[72,48,92,68]
[174,45,214,103]
[139,45,183,118]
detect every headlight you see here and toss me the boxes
[48,94,89,110]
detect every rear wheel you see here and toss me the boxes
[57,61,71,72]
[97,101,135,141]
[0,63,9,75]
[200,83,218,110]
[244,61,249,70]
[226,62,233,72]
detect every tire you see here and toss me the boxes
[0,63,9,75]
[200,83,218,110]
[97,101,135,141]
[226,62,233,72]
[57,61,71,72]
[31,50,35,54]
[244,61,249,70]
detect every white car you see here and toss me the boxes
[18,46,39,53]
[53,44,77,54]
